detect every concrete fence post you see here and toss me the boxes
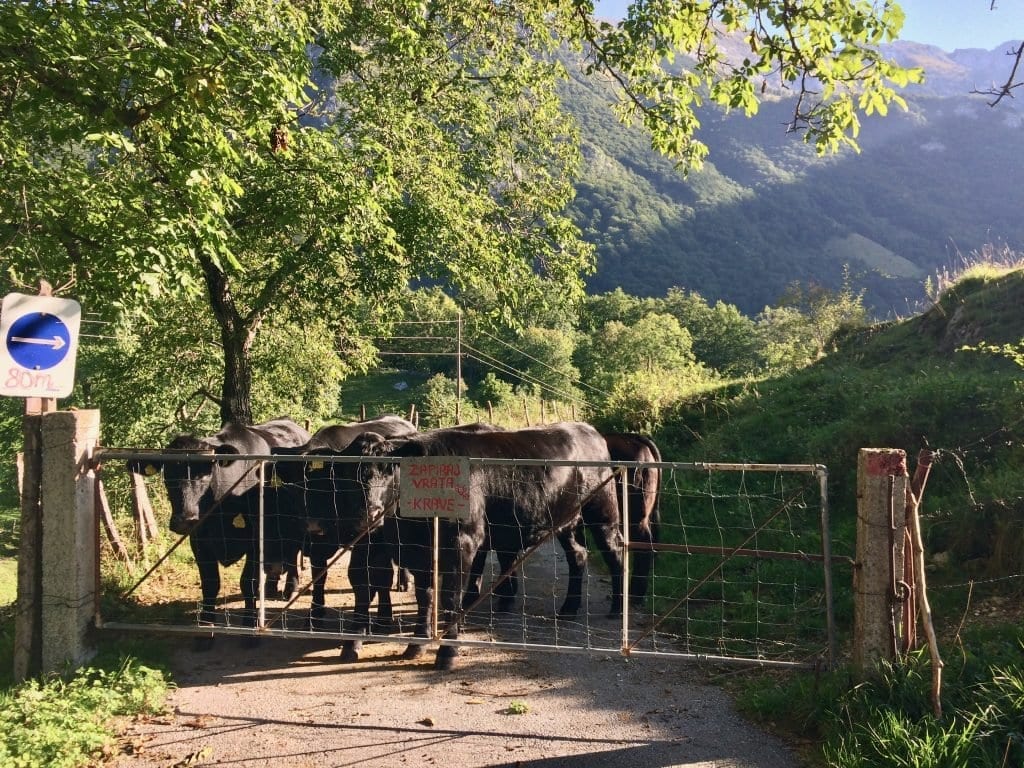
[14,409,101,680]
[853,448,908,676]
[13,415,44,683]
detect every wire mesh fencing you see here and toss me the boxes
[95,450,834,669]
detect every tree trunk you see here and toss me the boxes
[200,253,256,426]
[221,327,254,425]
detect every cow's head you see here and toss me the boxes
[128,436,219,536]
[291,431,404,543]
[351,431,410,529]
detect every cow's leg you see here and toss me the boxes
[188,538,220,650]
[434,529,477,671]
[194,557,221,626]
[395,521,432,659]
[284,555,300,602]
[189,534,222,626]
[555,523,589,618]
[308,555,331,632]
[629,518,657,606]
[374,585,394,631]
[462,546,518,612]
[402,568,431,660]
[341,542,374,662]
[239,553,261,627]
[461,547,489,610]
[396,566,412,592]
[584,522,625,617]
[490,550,519,613]
[263,561,284,599]
[368,542,398,633]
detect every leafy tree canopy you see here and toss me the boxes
[0,0,919,424]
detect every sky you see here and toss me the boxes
[592,1,1024,52]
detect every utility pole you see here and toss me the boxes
[455,311,463,424]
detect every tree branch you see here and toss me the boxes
[971,40,1024,106]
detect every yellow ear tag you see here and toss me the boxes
[269,473,283,488]
[232,514,246,529]
[144,464,157,476]
[310,460,324,471]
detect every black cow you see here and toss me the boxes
[602,433,662,605]
[464,431,662,610]
[272,414,417,631]
[321,421,624,670]
[337,422,506,662]
[133,418,311,628]
[464,434,663,614]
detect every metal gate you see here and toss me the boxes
[95,450,834,670]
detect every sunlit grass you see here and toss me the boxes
[0,559,15,607]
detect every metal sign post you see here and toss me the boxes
[398,456,472,640]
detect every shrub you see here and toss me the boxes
[0,660,170,768]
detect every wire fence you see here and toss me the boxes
[96,450,835,670]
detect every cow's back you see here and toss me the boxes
[207,419,311,499]
[309,415,416,452]
[399,422,615,545]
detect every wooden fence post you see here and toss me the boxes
[97,478,131,562]
[129,469,159,547]
[853,448,908,677]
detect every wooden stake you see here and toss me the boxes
[97,478,131,562]
[129,470,158,547]
[906,450,942,717]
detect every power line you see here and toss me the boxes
[461,342,598,410]
[471,327,611,400]
[72,312,614,410]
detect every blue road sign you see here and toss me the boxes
[6,312,72,370]
[0,292,82,399]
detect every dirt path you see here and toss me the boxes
[111,634,805,768]
[110,545,807,767]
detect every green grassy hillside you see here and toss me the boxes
[658,267,1024,766]
[661,266,1024,576]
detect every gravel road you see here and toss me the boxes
[110,544,808,768]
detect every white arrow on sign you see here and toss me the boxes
[11,335,67,350]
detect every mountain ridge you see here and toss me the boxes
[566,39,1024,317]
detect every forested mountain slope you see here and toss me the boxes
[564,41,1024,317]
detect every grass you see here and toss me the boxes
[337,369,429,422]
[0,490,174,768]
[1,497,17,607]
[1,545,173,768]
[725,591,1024,766]
[658,267,1024,766]
[0,559,15,606]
